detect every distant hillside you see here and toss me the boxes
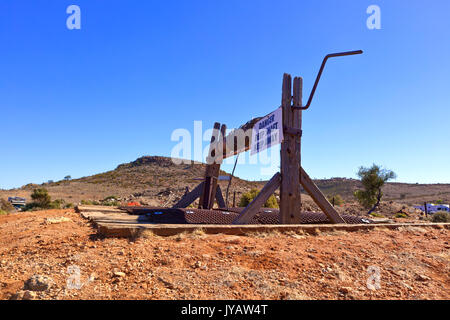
[0,156,262,205]
[1,156,449,206]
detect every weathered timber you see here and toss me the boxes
[280,74,302,224]
[75,205,126,214]
[199,122,221,209]
[207,113,279,163]
[206,124,226,209]
[94,221,450,238]
[232,172,281,224]
[172,182,205,208]
[300,167,346,224]
[215,185,226,208]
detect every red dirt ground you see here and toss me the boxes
[0,209,448,300]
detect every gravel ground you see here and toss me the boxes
[0,209,448,300]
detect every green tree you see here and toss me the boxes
[239,189,279,208]
[30,188,52,208]
[354,164,396,214]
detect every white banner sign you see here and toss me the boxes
[250,107,284,155]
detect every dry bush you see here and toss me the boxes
[0,198,15,213]
[284,230,306,239]
[431,211,450,223]
[245,230,281,238]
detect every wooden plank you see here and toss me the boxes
[215,185,226,208]
[75,205,125,214]
[300,167,346,224]
[95,221,450,238]
[232,172,281,224]
[172,182,204,208]
[280,73,302,224]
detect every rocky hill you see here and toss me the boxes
[1,156,449,209]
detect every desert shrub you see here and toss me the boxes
[369,212,385,218]
[64,203,74,209]
[431,211,450,223]
[327,194,344,206]
[102,196,120,206]
[49,199,65,209]
[80,200,100,206]
[0,199,15,213]
[30,188,52,208]
[0,209,8,215]
[23,189,67,211]
[239,189,279,208]
[395,212,408,219]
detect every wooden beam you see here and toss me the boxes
[215,185,226,208]
[280,74,302,224]
[207,113,275,163]
[172,182,204,208]
[300,167,346,224]
[232,172,281,224]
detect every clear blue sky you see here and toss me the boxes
[1,0,449,189]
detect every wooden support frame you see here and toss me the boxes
[176,73,346,224]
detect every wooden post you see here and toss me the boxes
[199,122,221,209]
[424,202,428,217]
[233,191,236,207]
[280,74,302,224]
[207,124,226,208]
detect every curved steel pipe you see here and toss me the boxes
[293,50,363,110]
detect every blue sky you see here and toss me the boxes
[1,0,449,189]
